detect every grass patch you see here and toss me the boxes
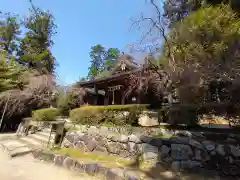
[151,134,175,139]
[51,147,131,168]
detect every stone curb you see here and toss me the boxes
[32,149,150,180]
[11,148,34,158]
[0,142,36,158]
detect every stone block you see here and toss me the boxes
[194,149,202,161]
[106,168,125,180]
[128,134,141,144]
[78,134,90,142]
[170,137,189,144]
[85,163,99,175]
[65,132,76,143]
[34,150,55,162]
[160,145,170,156]
[139,136,152,143]
[62,139,71,148]
[32,149,42,158]
[128,142,137,153]
[112,135,129,143]
[125,171,139,180]
[181,160,202,169]
[171,161,180,170]
[74,161,86,172]
[229,145,240,157]
[54,155,65,166]
[99,126,109,135]
[98,165,109,176]
[176,131,192,137]
[191,132,204,138]
[75,141,86,151]
[138,111,159,127]
[95,136,107,147]
[202,140,215,151]
[149,138,162,147]
[137,144,143,153]
[189,139,203,149]
[142,143,158,161]
[171,144,193,160]
[86,139,98,151]
[95,146,108,154]
[161,156,172,165]
[119,150,131,158]
[107,142,121,155]
[63,157,75,170]
[88,126,99,134]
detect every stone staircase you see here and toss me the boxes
[0,129,55,157]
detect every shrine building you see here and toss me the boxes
[77,55,161,107]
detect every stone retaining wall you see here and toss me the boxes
[62,127,240,176]
[32,149,143,180]
[71,124,176,136]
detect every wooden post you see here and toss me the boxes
[121,89,126,104]
[59,121,66,147]
[47,125,53,148]
[104,88,109,105]
[94,85,98,105]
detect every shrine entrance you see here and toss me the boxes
[108,85,123,105]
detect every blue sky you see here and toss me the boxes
[1,0,148,85]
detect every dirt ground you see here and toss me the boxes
[0,151,98,180]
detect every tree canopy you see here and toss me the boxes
[164,0,240,25]
[17,3,57,74]
[87,44,120,79]
[0,52,26,92]
[0,1,57,128]
[165,5,240,84]
[0,13,20,57]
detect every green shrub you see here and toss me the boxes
[69,104,149,126]
[76,104,149,111]
[70,107,104,125]
[56,92,75,116]
[56,87,86,116]
[32,108,60,121]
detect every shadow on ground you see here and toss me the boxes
[126,132,240,180]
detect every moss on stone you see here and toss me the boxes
[51,147,131,168]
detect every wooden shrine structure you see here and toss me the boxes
[78,55,161,106]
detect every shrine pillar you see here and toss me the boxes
[104,88,109,105]
[94,85,98,105]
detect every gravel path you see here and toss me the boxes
[0,151,98,180]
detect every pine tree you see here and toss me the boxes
[0,51,25,92]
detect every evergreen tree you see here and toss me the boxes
[88,45,120,79]
[104,48,120,71]
[0,51,25,92]
[18,2,57,74]
[0,12,20,57]
[88,44,106,79]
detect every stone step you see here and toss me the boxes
[36,131,55,138]
[42,128,52,133]
[0,130,58,157]
[28,134,52,144]
[1,140,27,151]
[10,146,33,158]
[19,136,44,147]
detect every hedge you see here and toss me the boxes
[75,104,149,111]
[69,104,149,126]
[32,108,60,121]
